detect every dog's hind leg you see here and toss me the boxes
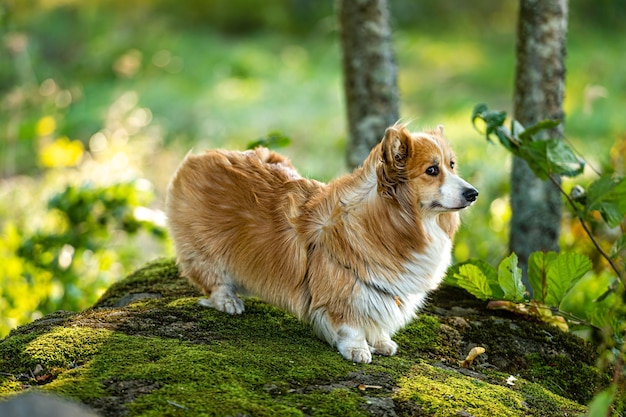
[178,257,245,315]
[198,283,245,315]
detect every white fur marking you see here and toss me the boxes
[355,215,452,337]
[336,324,371,363]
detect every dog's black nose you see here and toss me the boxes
[463,187,479,202]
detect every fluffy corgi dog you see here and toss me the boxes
[166,125,477,363]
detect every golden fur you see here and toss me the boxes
[166,125,477,363]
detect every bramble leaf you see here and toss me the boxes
[545,252,592,307]
[516,139,584,179]
[585,175,626,228]
[471,104,507,140]
[497,253,526,302]
[472,105,583,179]
[528,251,558,303]
[454,264,493,301]
[545,139,585,177]
[447,259,501,299]
[517,119,561,141]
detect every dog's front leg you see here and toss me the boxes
[336,324,371,363]
[370,334,398,356]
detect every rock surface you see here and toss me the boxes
[0,259,608,416]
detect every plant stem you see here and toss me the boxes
[548,174,624,284]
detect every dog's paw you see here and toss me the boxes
[373,339,398,356]
[199,294,245,315]
[337,345,372,363]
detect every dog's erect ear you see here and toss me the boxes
[381,126,410,169]
[377,126,413,199]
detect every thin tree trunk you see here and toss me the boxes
[510,0,568,285]
[337,0,399,169]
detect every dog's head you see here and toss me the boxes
[375,125,478,213]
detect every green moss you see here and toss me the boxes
[94,258,198,308]
[22,328,112,369]
[283,389,367,417]
[0,259,603,415]
[0,327,111,372]
[519,380,588,417]
[394,315,445,355]
[396,362,523,417]
[0,278,364,415]
[522,353,606,404]
[395,362,585,417]
[0,379,22,395]
[40,327,361,416]
[462,315,603,403]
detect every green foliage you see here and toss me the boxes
[584,175,626,228]
[463,104,626,413]
[472,104,585,180]
[471,103,625,285]
[0,181,167,336]
[447,252,592,311]
[530,252,593,306]
[246,131,292,150]
[497,253,525,303]
[582,385,616,417]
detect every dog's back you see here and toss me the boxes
[166,148,322,316]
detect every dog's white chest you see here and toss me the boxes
[402,218,452,292]
[358,217,453,332]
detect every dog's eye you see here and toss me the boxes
[450,161,456,170]
[425,165,439,176]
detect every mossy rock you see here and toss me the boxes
[0,258,612,416]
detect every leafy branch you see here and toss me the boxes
[471,104,625,290]
[467,104,625,415]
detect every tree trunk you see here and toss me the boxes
[510,0,568,284]
[337,0,399,169]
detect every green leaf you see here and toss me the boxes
[516,139,584,180]
[246,131,292,150]
[493,125,517,152]
[455,264,493,300]
[545,139,585,177]
[609,234,626,259]
[510,119,525,138]
[583,385,616,417]
[446,259,501,299]
[545,252,592,307]
[497,253,526,302]
[528,251,558,303]
[471,104,507,140]
[516,140,551,180]
[585,175,626,228]
[518,119,561,142]
[471,103,488,124]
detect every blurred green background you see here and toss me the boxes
[1,0,625,336]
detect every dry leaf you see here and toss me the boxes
[461,346,486,368]
[394,296,402,307]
